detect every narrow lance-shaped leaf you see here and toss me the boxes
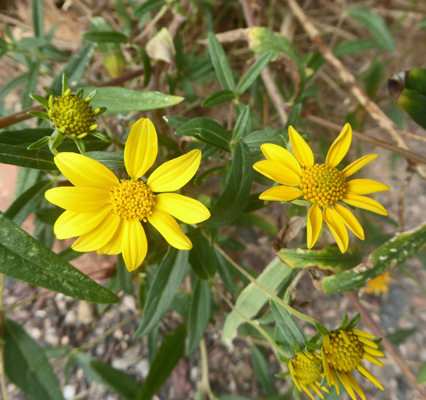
[0,144,56,170]
[236,51,273,95]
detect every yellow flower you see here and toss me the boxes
[253,123,390,253]
[365,272,393,296]
[45,118,210,272]
[321,329,384,400]
[289,350,328,400]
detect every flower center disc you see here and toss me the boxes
[292,352,322,384]
[110,179,155,221]
[300,164,345,207]
[50,95,95,138]
[323,330,364,373]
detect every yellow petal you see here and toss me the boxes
[363,346,385,358]
[357,365,384,391]
[54,152,118,189]
[358,336,378,348]
[258,186,302,201]
[345,179,391,195]
[124,118,158,179]
[353,329,376,339]
[309,383,325,400]
[122,219,148,271]
[97,220,125,255]
[346,373,367,400]
[336,371,356,400]
[342,194,387,216]
[72,212,120,252]
[54,205,111,239]
[260,143,302,176]
[253,160,301,186]
[332,203,364,240]
[323,207,348,253]
[300,384,315,400]
[147,149,201,192]
[326,123,352,167]
[342,154,378,178]
[307,204,323,249]
[45,187,111,212]
[288,125,314,167]
[155,193,210,224]
[148,209,192,249]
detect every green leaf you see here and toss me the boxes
[163,115,188,129]
[333,38,378,57]
[250,345,275,395]
[86,86,183,114]
[175,117,231,152]
[270,299,305,353]
[202,89,235,107]
[0,37,8,57]
[74,353,139,399]
[237,51,273,95]
[135,0,167,17]
[232,104,250,142]
[215,247,236,292]
[4,319,65,400]
[5,179,53,226]
[396,88,426,129]
[134,248,190,337]
[189,233,218,279]
[0,144,56,170]
[0,211,119,303]
[278,246,362,273]
[386,328,417,346]
[222,257,291,345]
[136,325,186,400]
[51,42,95,94]
[0,73,28,103]
[242,128,288,150]
[186,277,211,355]
[117,254,133,295]
[322,222,426,294]
[85,151,124,169]
[83,30,129,43]
[32,0,44,38]
[205,141,253,228]
[347,7,395,52]
[207,32,236,91]
[22,61,41,109]
[417,362,426,385]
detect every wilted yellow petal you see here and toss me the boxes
[45,187,111,212]
[72,212,120,252]
[258,186,303,201]
[54,152,118,190]
[155,193,210,224]
[345,179,390,195]
[307,204,323,249]
[288,125,314,167]
[260,143,302,176]
[323,207,348,253]
[332,204,364,240]
[124,118,158,179]
[342,154,378,178]
[122,219,148,271]
[54,205,111,239]
[342,194,387,215]
[147,150,201,192]
[326,123,352,167]
[148,209,192,250]
[253,160,301,186]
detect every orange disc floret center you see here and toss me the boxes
[49,95,96,138]
[110,179,155,221]
[291,351,323,385]
[323,330,364,373]
[300,164,345,207]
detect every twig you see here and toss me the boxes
[285,0,426,180]
[397,164,415,231]
[199,339,217,400]
[346,291,426,400]
[132,4,169,44]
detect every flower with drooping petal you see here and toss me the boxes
[289,350,329,400]
[365,272,393,296]
[45,118,210,272]
[253,123,390,253]
[321,328,384,400]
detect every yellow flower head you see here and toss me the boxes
[45,118,211,271]
[364,271,393,296]
[253,124,390,253]
[321,329,384,400]
[289,350,328,400]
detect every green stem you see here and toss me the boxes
[214,246,325,330]
[199,339,218,400]
[0,274,9,400]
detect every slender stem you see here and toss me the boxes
[212,283,290,358]
[214,246,323,329]
[0,274,9,400]
[0,290,50,313]
[199,339,217,400]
